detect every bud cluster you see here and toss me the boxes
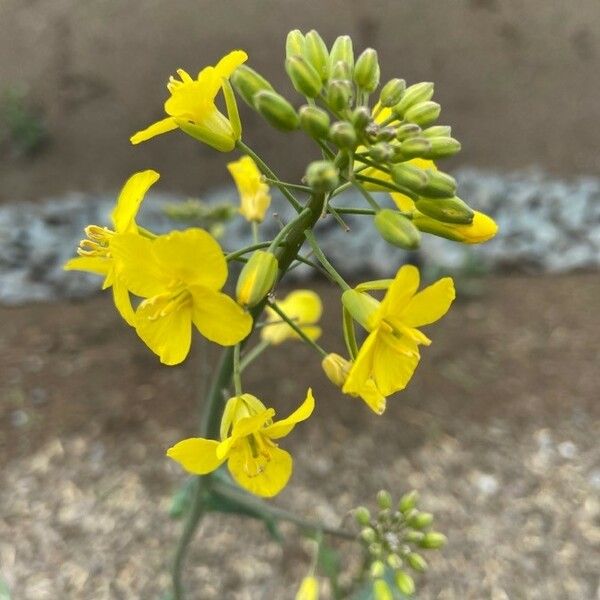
[354,489,447,597]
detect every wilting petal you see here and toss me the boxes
[263,389,315,440]
[111,170,160,233]
[167,438,224,474]
[130,117,178,144]
[401,277,455,327]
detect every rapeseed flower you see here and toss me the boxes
[131,50,247,151]
[227,156,271,222]
[110,228,252,365]
[167,390,315,497]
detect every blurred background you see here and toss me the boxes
[1,1,599,599]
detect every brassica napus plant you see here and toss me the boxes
[67,30,497,599]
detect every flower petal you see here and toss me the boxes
[216,408,275,459]
[130,117,178,144]
[63,256,111,276]
[380,264,420,317]
[191,288,252,346]
[263,389,315,440]
[214,50,248,80]
[372,332,420,395]
[390,192,416,212]
[401,277,455,327]
[112,277,135,326]
[356,379,387,415]
[166,438,224,474]
[111,170,160,233]
[280,290,323,323]
[343,330,378,395]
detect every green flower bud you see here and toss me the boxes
[342,289,380,329]
[368,142,393,162]
[327,80,353,111]
[285,56,322,98]
[374,209,421,250]
[420,170,457,199]
[373,579,393,600]
[236,251,278,308]
[404,101,441,127]
[387,553,403,570]
[360,527,377,543]
[376,127,397,142]
[418,532,447,550]
[399,490,419,513]
[370,560,386,579]
[230,65,274,108]
[415,196,474,224]
[329,121,357,149]
[380,78,406,107]
[404,530,425,544]
[396,123,422,141]
[423,136,462,159]
[407,552,428,572]
[393,81,434,115]
[254,90,299,131]
[299,105,330,139]
[395,570,415,596]
[391,163,429,193]
[369,543,384,557]
[423,125,452,138]
[304,30,329,81]
[331,60,352,81]
[376,489,392,509]
[354,48,380,92]
[286,29,305,59]
[329,35,354,73]
[407,511,434,530]
[305,160,339,193]
[354,506,371,526]
[351,106,372,131]
[399,137,432,158]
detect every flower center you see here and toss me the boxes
[77,225,114,258]
[242,434,276,478]
[144,289,192,321]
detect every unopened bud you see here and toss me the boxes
[393,81,434,115]
[236,251,278,308]
[376,127,397,142]
[423,125,452,138]
[329,35,354,73]
[420,170,457,199]
[361,527,377,543]
[299,105,330,139]
[351,106,372,131]
[331,60,352,81]
[415,196,474,224]
[407,553,428,572]
[322,353,351,388]
[374,209,421,250]
[423,136,461,159]
[370,560,386,579]
[399,137,432,158]
[369,142,393,162]
[327,80,353,111]
[396,123,422,141]
[231,65,274,108]
[413,210,498,244]
[391,163,429,193]
[304,30,329,81]
[329,121,357,149]
[407,511,434,530]
[286,29,305,59]
[342,289,380,329]
[377,489,392,509]
[399,490,419,513]
[286,56,322,98]
[404,101,441,127]
[373,579,393,600]
[255,90,299,131]
[387,553,403,570]
[354,505,371,526]
[395,570,415,596]
[404,530,425,544]
[354,48,380,92]
[305,160,339,193]
[380,78,406,107]
[419,532,447,550]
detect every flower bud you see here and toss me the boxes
[396,123,422,141]
[399,490,419,513]
[423,125,452,138]
[374,209,421,250]
[403,101,441,127]
[236,251,278,308]
[370,560,386,579]
[327,80,353,111]
[407,511,434,530]
[286,29,305,59]
[304,30,329,81]
[329,121,357,149]
[375,127,397,142]
[286,56,323,98]
[407,552,428,572]
[354,505,371,526]
[377,489,392,509]
[295,575,319,600]
[415,196,474,224]
[351,106,372,131]
[369,542,383,556]
[373,579,393,600]
[395,570,415,596]
[299,105,330,139]
[322,353,351,388]
[305,160,339,193]
[418,532,447,549]
[393,81,434,115]
[413,209,498,244]
[360,527,377,543]
[254,90,300,131]
[368,142,393,163]
[420,170,457,199]
[391,163,429,193]
[379,78,406,107]
[423,136,462,159]
[404,530,425,544]
[399,137,432,158]
[331,60,352,82]
[354,48,380,92]
[342,289,380,329]
[329,35,354,73]
[230,65,274,108]
[387,554,403,570]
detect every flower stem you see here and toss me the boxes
[233,344,242,395]
[305,230,351,291]
[240,339,270,372]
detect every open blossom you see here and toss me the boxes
[167,390,315,497]
[110,228,252,365]
[64,170,160,326]
[261,290,322,345]
[343,265,455,398]
[227,155,271,222]
[131,50,247,151]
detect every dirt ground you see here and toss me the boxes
[1,274,599,599]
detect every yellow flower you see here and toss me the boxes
[261,290,322,345]
[321,353,386,415]
[343,265,455,398]
[227,156,271,222]
[167,390,315,497]
[295,575,319,600]
[130,50,247,151]
[110,228,252,365]
[64,170,160,326]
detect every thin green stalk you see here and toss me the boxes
[268,208,311,253]
[233,344,242,395]
[262,176,312,193]
[251,221,259,245]
[349,178,382,211]
[328,206,376,215]
[240,339,270,372]
[305,230,351,291]
[226,241,271,261]
[343,307,359,360]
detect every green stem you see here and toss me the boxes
[349,178,382,211]
[268,208,311,253]
[240,339,270,372]
[343,307,359,360]
[305,230,351,291]
[328,206,376,215]
[251,221,259,245]
[262,176,311,193]
[233,344,242,395]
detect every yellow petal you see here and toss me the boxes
[390,192,416,212]
[343,330,378,395]
[166,438,224,474]
[263,389,315,440]
[111,170,160,233]
[296,576,319,600]
[356,379,387,415]
[152,229,227,290]
[401,276,455,327]
[214,50,248,80]
[130,117,178,144]
[216,409,275,459]
[280,289,323,323]
[134,295,192,365]
[63,256,111,276]
[111,277,135,326]
[380,264,420,317]
[372,332,420,395]
[191,287,252,346]
[228,445,292,497]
